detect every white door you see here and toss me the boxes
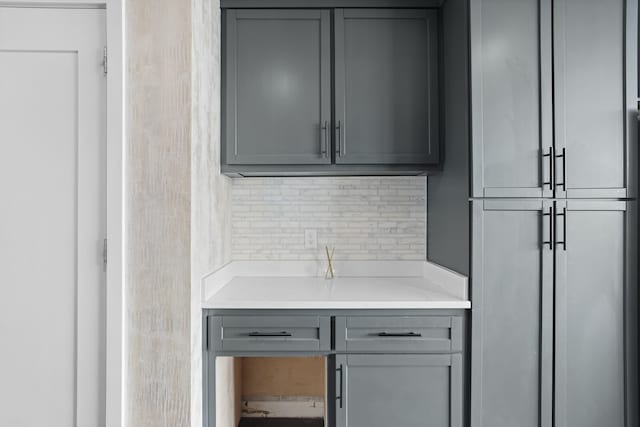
[0,7,107,427]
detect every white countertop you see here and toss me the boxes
[202,261,470,309]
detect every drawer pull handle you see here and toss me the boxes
[248,331,292,337]
[376,332,422,337]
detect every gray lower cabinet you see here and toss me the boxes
[223,9,331,165]
[471,199,553,427]
[334,9,438,165]
[335,354,462,427]
[553,200,638,427]
[470,0,637,198]
[471,200,638,427]
[204,311,465,427]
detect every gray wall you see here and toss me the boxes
[125,0,192,425]
[427,0,470,276]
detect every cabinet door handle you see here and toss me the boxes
[542,207,553,250]
[321,121,328,158]
[555,207,567,251]
[247,331,292,337]
[542,147,554,190]
[336,120,342,157]
[376,332,422,337]
[555,148,566,190]
[336,364,344,409]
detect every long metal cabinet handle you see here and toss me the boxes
[321,121,328,157]
[542,207,553,250]
[555,148,566,190]
[248,331,292,337]
[336,364,344,409]
[376,332,422,337]
[542,147,554,190]
[336,120,342,157]
[555,207,567,251]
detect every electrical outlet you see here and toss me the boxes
[304,229,317,249]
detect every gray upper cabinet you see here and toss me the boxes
[334,9,439,165]
[470,0,553,198]
[471,0,638,198]
[553,200,638,427]
[471,200,553,427]
[224,9,331,165]
[335,354,462,427]
[553,0,637,199]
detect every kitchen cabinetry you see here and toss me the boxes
[471,0,637,198]
[223,9,331,165]
[470,200,553,427]
[470,0,553,198]
[553,200,637,427]
[334,354,462,427]
[222,7,439,176]
[204,310,465,427]
[334,9,438,165]
[471,200,638,427]
[553,0,636,199]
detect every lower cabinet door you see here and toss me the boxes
[471,200,554,427]
[554,200,637,427]
[335,354,462,427]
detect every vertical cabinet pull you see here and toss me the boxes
[555,207,567,251]
[336,120,343,157]
[336,364,344,409]
[555,148,566,190]
[321,121,328,157]
[542,207,553,250]
[542,147,554,190]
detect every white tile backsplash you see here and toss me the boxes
[231,177,427,260]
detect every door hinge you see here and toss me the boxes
[102,46,108,76]
[102,238,108,272]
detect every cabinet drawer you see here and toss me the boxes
[335,316,462,353]
[211,315,331,353]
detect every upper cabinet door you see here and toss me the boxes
[334,9,439,165]
[553,0,637,199]
[224,9,331,165]
[470,0,554,198]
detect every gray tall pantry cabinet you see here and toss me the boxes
[467,0,639,427]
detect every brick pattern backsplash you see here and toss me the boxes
[231,177,427,260]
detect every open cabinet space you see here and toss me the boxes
[216,356,327,427]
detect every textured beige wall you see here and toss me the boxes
[125,0,192,426]
[192,0,233,426]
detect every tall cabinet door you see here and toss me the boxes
[471,200,553,427]
[553,0,638,198]
[554,200,638,427]
[224,9,331,165]
[334,9,439,165]
[335,354,463,427]
[470,0,554,198]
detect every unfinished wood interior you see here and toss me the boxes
[217,356,327,427]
